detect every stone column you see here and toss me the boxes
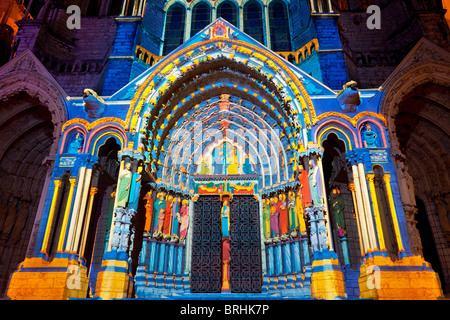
[366,174,386,251]
[383,174,405,253]
[40,179,62,254]
[56,178,77,252]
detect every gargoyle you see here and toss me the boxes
[336,80,361,113]
[83,89,106,118]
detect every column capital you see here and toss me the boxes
[347,183,355,192]
[90,187,99,196]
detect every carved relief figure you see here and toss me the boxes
[116,162,132,208]
[396,161,415,207]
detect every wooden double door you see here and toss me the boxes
[190,195,262,293]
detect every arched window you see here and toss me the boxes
[244,0,265,45]
[163,3,186,55]
[269,0,291,51]
[217,1,238,27]
[191,2,211,37]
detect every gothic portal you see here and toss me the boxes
[1,0,449,300]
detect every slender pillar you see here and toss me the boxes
[383,174,405,252]
[79,187,99,257]
[291,241,301,273]
[351,165,370,253]
[309,0,316,13]
[71,167,94,253]
[348,183,365,256]
[340,236,350,265]
[264,5,271,49]
[267,245,274,276]
[40,179,62,254]
[275,244,283,275]
[57,179,77,252]
[184,8,192,42]
[301,237,310,265]
[283,242,292,274]
[65,167,86,251]
[366,174,386,251]
[358,163,377,249]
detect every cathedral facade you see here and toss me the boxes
[0,0,449,300]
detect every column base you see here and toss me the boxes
[358,254,444,300]
[310,250,347,300]
[6,256,89,300]
[94,251,133,300]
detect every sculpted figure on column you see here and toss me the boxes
[116,162,132,208]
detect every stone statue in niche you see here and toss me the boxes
[116,162,132,208]
[0,196,8,234]
[396,160,415,207]
[67,132,83,154]
[436,196,450,241]
[0,197,19,241]
[363,123,378,148]
[11,199,29,244]
[330,188,346,237]
[336,80,361,113]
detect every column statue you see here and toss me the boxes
[128,165,142,211]
[162,195,173,236]
[278,194,288,236]
[270,197,280,238]
[262,198,271,239]
[143,190,154,234]
[298,164,312,208]
[288,191,299,233]
[308,159,323,206]
[296,190,307,237]
[116,162,132,208]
